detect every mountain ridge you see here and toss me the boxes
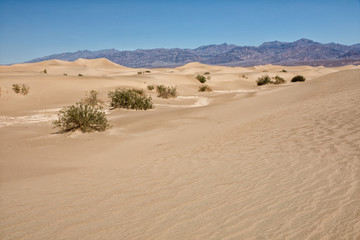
[26,39,360,68]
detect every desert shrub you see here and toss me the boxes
[63,73,67,76]
[156,85,177,99]
[53,103,110,133]
[204,72,210,75]
[81,90,104,107]
[198,85,212,92]
[241,74,248,79]
[137,71,142,75]
[281,69,287,72]
[43,69,47,74]
[147,85,155,91]
[291,75,306,82]
[196,75,206,83]
[273,75,286,85]
[108,88,153,110]
[12,83,30,95]
[78,73,83,77]
[12,84,21,93]
[256,75,271,86]
[206,75,211,80]
[145,70,151,73]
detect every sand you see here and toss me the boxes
[0,59,359,239]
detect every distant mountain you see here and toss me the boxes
[27,39,360,67]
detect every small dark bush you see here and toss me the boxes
[281,69,287,72]
[53,103,110,133]
[43,69,47,74]
[198,85,212,92]
[156,85,177,98]
[63,73,67,76]
[273,75,286,85]
[147,85,155,91]
[81,90,104,107]
[204,72,210,75]
[291,75,306,82]
[137,71,142,75]
[145,70,151,73]
[12,84,21,94]
[256,75,271,86]
[108,89,153,110]
[78,73,83,77]
[196,75,206,83]
[12,83,30,95]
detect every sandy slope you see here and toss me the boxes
[0,59,359,239]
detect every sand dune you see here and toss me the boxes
[0,59,359,239]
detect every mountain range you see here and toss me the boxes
[27,39,360,68]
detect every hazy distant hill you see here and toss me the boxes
[27,39,360,67]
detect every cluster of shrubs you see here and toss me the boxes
[12,83,30,95]
[256,74,305,86]
[138,70,151,74]
[196,73,211,83]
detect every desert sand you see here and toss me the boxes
[0,59,359,239]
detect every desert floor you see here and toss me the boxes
[0,59,359,239]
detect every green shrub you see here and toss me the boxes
[198,85,212,92]
[81,90,104,107]
[147,85,155,91]
[78,73,83,77]
[291,75,306,82]
[53,103,110,133]
[156,85,177,99]
[281,69,287,72]
[12,83,30,95]
[108,88,153,110]
[273,75,286,85]
[256,75,271,86]
[196,75,206,83]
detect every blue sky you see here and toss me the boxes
[0,0,359,64]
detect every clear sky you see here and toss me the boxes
[0,0,359,64]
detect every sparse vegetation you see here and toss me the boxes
[78,73,84,77]
[241,74,248,79]
[147,85,155,91]
[108,88,153,110]
[156,85,177,98]
[137,71,143,75]
[81,90,104,107]
[256,75,271,86]
[12,83,30,95]
[63,73,67,76]
[198,85,212,92]
[273,75,286,85]
[42,69,47,74]
[204,72,210,75]
[53,103,110,133]
[145,70,151,73]
[281,69,287,72]
[291,75,306,82]
[196,75,206,83]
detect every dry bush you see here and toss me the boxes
[108,88,153,110]
[12,83,30,95]
[198,85,212,92]
[196,75,206,83]
[81,90,105,107]
[156,85,177,98]
[291,75,306,82]
[53,103,110,133]
[256,75,271,86]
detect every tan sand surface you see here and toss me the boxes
[0,59,359,239]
